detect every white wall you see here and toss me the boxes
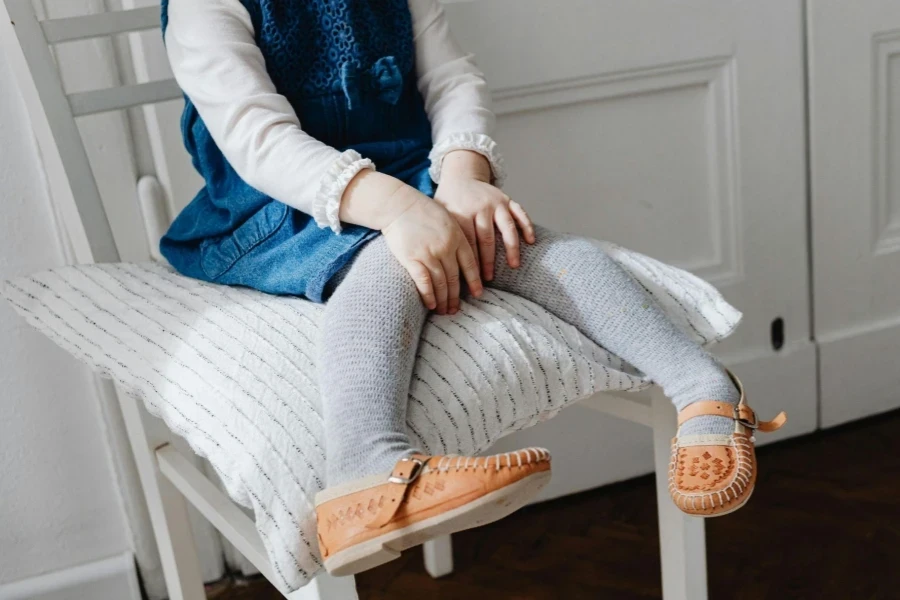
[0,47,133,588]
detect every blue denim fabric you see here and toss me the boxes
[159,1,433,302]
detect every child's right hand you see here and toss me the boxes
[338,170,482,313]
[382,189,483,314]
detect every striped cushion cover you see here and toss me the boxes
[1,244,738,593]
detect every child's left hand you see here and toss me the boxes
[435,150,535,281]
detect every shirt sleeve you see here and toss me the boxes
[164,0,373,233]
[409,0,506,186]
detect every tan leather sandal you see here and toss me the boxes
[668,371,786,517]
[316,448,551,575]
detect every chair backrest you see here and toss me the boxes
[0,0,180,264]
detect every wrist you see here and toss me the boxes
[440,149,492,184]
[339,170,421,230]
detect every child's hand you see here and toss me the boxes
[435,150,535,281]
[382,187,483,314]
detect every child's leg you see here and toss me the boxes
[320,237,427,486]
[489,225,740,436]
[316,237,552,574]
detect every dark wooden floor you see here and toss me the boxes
[210,410,900,600]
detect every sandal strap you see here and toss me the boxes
[366,455,429,529]
[677,401,751,426]
[677,401,787,433]
[757,411,788,432]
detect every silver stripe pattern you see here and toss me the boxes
[1,241,739,592]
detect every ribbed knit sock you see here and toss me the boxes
[320,237,425,486]
[490,226,741,437]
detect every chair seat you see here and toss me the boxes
[1,241,738,594]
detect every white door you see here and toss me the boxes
[808,0,900,428]
[462,0,817,497]
[129,1,816,497]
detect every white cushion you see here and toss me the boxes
[2,243,738,593]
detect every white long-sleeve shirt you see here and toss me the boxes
[164,0,504,233]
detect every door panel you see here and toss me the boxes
[809,0,900,427]
[494,58,738,283]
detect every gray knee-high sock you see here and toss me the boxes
[490,226,740,436]
[320,238,426,486]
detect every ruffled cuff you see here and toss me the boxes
[428,132,506,188]
[313,150,376,233]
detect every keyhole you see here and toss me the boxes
[770,317,784,351]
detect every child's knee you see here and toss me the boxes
[516,225,573,261]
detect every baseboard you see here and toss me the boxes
[491,340,818,502]
[819,319,900,428]
[0,553,141,600]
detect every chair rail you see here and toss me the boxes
[156,445,290,597]
[40,6,160,43]
[68,79,181,117]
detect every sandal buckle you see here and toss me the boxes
[388,457,425,485]
[734,405,759,430]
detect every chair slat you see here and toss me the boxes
[41,6,160,43]
[68,79,182,116]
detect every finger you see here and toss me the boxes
[457,240,483,298]
[441,255,461,314]
[428,260,449,315]
[460,219,480,266]
[508,200,536,244]
[406,260,436,310]
[496,205,521,269]
[475,211,496,281]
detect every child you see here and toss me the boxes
[161,0,785,575]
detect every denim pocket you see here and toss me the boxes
[199,201,288,280]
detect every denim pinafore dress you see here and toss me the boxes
[159,0,434,302]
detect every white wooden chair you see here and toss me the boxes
[0,2,707,599]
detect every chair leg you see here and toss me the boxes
[292,573,359,600]
[423,535,454,578]
[117,388,206,600]
[651,390,708,600]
